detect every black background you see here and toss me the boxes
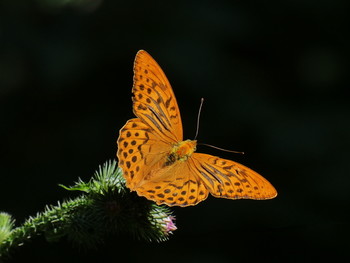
[1,0,349,262]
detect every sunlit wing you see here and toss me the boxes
[117,118,171,190]
[132,50,183,143]
[189,153,277,200]
[135,160,209,207]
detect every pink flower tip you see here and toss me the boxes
[163,216,177,234]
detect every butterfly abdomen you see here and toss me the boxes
[164,140,197,167]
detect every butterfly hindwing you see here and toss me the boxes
[135,161,209,207]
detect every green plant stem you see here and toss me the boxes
[0,160,176,258]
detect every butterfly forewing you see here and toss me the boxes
[132,50,183,143]
[190,153,277,200]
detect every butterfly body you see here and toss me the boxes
[117,50,277,207]
[167,139,197,164]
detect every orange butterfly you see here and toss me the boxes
[117,50,277,207]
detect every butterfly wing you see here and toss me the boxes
[117,118,172,190]
[118,50,185,193]
[189,153,277,200]
[118,119,209,207]
[132,50,183,143]
[134,160,209,207]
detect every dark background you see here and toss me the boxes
[1,0,349,262]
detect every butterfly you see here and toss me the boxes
[117,50,277,207]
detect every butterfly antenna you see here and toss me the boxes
[198,143,245,155]
[194,98,243,155]
[194,98,204,140]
